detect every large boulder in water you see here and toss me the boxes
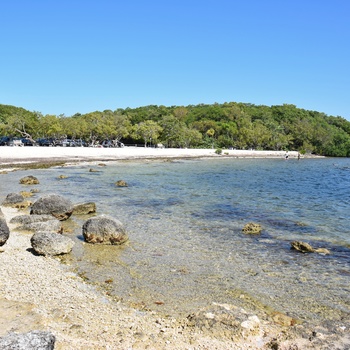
[0,217,10,247]
[0,330,55,349]
[31,231,75,256]
[19,175,40,185]
[82,215,128,245]
[30,194,73,221]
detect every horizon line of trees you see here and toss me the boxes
[1,102,350,156]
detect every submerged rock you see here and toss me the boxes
[19,175,40,185]
[291,241,330,254]
[0,330,55,349]
[73,202,96,215]
[115,180,128,187]
[187,303,263,341]
[30,194,74,221]
[242,222,262,234]
[82,215,128,245]
[31,231,74,256]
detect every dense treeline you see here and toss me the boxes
[1,102,350,156]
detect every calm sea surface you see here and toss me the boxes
[1,157,350,323]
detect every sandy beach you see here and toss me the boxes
[1,146,344,350]
[0,146,299,167]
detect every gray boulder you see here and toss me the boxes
[2,193,25,207]
[0,330,55,349]
[82,215,128,245]
[19,175,40,185]
[31,231,74,256]
[10,214,62,233]
[0,217,10,247]
[73,202,96,215]
[30,194,73,221]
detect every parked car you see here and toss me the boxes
[9,138,24,147]
[36,138,55,146]
[0,136,10,146]
[21,138,35,146]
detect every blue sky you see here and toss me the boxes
[1,0,350,119]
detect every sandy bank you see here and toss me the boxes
[0,146,299,167]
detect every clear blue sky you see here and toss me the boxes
[1,0,349,119]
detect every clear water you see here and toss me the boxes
[1,157,350,323]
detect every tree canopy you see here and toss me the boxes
[1,102,350,156]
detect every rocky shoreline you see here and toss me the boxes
[3,207,349,349]
[0,151,348,349]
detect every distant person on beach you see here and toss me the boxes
[297,152,301,160]
[285,151,289,159]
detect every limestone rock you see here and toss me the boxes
[0,218,10,247]
[0,330,55,349]
[291,241,314,253]
[20,191,34,198]
[30,194,73,221]
[82,215,128,245]
[73,202,96,215]
[291,241,330,254]
[19,175,40,185]
[115,180,128,187]
[31,231,74,256]
[242,222,262,234]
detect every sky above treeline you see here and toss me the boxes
[1,0,350,120]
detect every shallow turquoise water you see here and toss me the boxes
[1,157,350,322]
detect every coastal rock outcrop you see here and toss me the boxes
[82,215,128,245]
[31,231,75,256]
[11,215,62,233]
[73,202,96,215]
[0,330,55,349]
[291,241,330,254]
[30,194,74,221]
[19,175,40,185]
[242,222,262,234]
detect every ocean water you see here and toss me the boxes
[1,157,350,324]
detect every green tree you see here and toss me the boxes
[133,120,163,147]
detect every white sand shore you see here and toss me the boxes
[0,146,300,167]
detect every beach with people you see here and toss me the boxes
[0,146,348,350]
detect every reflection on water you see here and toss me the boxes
[1,157,350,323]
